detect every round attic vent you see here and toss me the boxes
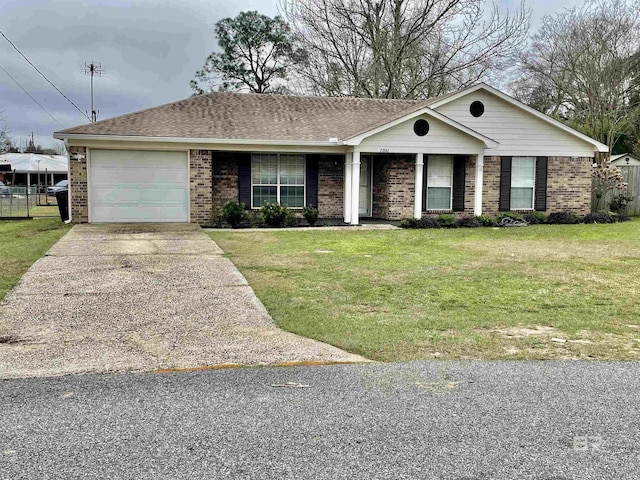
[413,119,430,136]
[470,101,485,117]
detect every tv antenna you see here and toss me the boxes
[82,61,105,122]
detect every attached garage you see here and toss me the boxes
[88,150,189,223]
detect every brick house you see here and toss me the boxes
[53,83,607,224]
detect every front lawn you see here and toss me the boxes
[209,220,640,361]
[0,218,71,300]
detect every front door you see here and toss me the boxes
[359,157,372,217]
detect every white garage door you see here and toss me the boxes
[89,150,189,223]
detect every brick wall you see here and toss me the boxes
[547,156,592,215]
[482,156,501,215]
[386,155,415,220]
[482,155,592,216]
[69,146,88,223]
[189,150,213,224]
[318,157,344,218]
[212,151,239,210]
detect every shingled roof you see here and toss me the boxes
[55,92,445,142]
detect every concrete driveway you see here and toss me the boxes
[0,224,366,379]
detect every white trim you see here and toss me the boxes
[430,83,609,153]
[350,151,361,225]
[474,154,484,216]
[344,107,499,149]
[344,152,352,223]
[414,153,424,219]
[55,133,345,147]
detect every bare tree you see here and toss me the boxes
[281,0,529,99]
[512,0,640,157]
[0,111,11,153]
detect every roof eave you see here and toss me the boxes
[53,133,347,147]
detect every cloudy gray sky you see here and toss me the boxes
[1,0,585,149]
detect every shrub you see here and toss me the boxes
[400,217,440,229]
[261,202,290,227]
[609,193,633,215]
[546,211,578,225]
[454,216,481,228]
[610,212,632,223]
[245,210,263,228]
[417,216,440,228]
[475,215,496,227]
[436,214,456,228]
[302,205,319,226]
[284,209,300,227]
[582,212,614,224]
[222,201,245,228]
[400,218,418,228]
[209,207,224,228]
[523,211,547,224]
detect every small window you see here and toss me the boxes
[510,157,535,209]
[413,119,430,136]
[426,155,453,210]
[470,101,484,118]
[251,153,305,208]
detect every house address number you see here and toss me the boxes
[379,148,389,153]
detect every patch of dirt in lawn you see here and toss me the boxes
[494,325,557,338]
[467,240,639,263]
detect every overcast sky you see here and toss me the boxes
[0,0,586,149]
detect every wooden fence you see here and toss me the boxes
[592,165,640,216]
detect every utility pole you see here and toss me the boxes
[82,61,105,122]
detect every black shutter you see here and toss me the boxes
[534,156,548,211]
[452,156,466,212]
[305,155,319,207]
[237,152,251,209]
[499,156,512,212]
[422,156,429,210]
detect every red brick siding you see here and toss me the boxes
[318,158,344,218]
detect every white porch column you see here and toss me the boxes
[350,151,361,225]
[343,152,352,223]
[474,153,484,216]
[414,153,424,219]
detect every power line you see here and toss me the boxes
[0,64,66,129]
[0,29,91,121]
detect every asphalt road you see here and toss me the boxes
[1,361,639,479]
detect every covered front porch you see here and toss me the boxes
[342,150,486,225]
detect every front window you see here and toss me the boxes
[511,157,535,209]
[427,155,453,210]
[251,153,305,208]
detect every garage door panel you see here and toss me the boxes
[89,150,189,223]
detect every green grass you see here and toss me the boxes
[0,218,71,300]
[209,219,640,361]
